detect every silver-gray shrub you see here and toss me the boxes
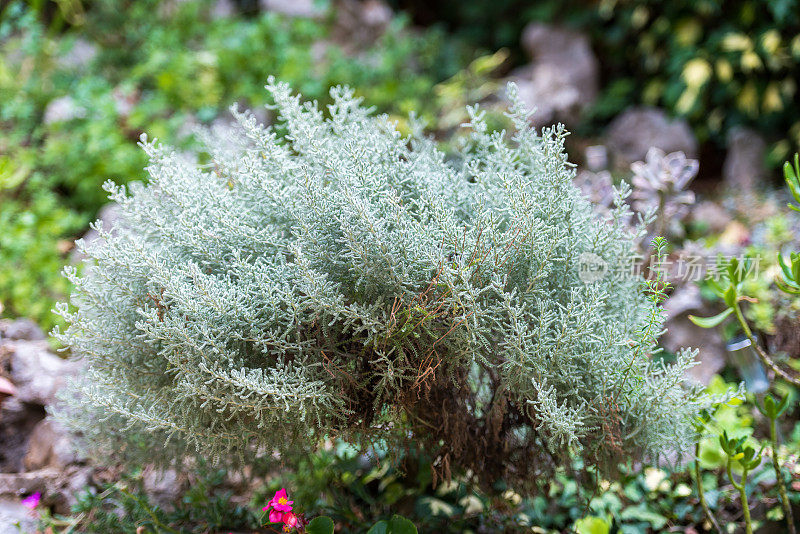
[55,80,718,489]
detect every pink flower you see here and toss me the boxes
[283,512,298,527]
[21,492,41,510]
[268,509,285,523]
[268,488,294,513]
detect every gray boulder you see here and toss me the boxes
[605,107,697,170]
[662,284,726,385]
[6,342,81,407]
[723,127,766,191]
[260,0,326,17]
[24,418,84,471]
[0,470,58,497]
[690,200,733,235]
[511,23,599,128]
[1,318,46,342]
[0,398,46,473]
[331,0,394,53]
[0,498,38,534]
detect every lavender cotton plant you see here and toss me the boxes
[55,80,724,491]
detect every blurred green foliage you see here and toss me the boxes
[395,0,800,165]
[581,0,800,166]
[0,0,470,329]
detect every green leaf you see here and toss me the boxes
[706,278,728,297]
[620,504,667,529]
[776,277,800,295]
[0,155,31,190]
[388,515,417,534]
[688,308,733,328]
[723,285,738,308]
[306,516,335,534]
[785,154,800,207]
[366,520,388,534]
[727,257,741,283]
[758,395,777,419]
[574,516,611,534]
[785,160,797,183]
[778,253,795,282]
[776,394,792,416]
[366,516,417,534]
[793,257,800,285]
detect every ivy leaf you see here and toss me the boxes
[620,504,667,529]
[688,308,733,328]
[574,516,611,534]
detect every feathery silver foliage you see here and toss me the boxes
[56,80,721,488]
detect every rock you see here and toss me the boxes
[260,0,325,17]
[660,285,726,385]
[0,466,95,517]
[211,0,236,18]
[664,284,704,319]
[53,466,93,514]
[361,0,392,26]
[723,127,766,191]
[690,200,733,235]
[331,0,393,53]
[663,317,726,386]
[58,38,98,70]
[6,341,81,406]
[42,95,86,125]
[0,399,46,473]
[1,318,46,341]
[605,108,697,170]
[584,145,608,171]
[0,469,59,497]
[0,377,15,403]
[768,313,800,363]
[511,23,599,127]
[143,467,179,494]
[24,418,83,471]
[142,467,182,508]
[0,499,38,534]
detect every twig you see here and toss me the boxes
[694,442,724,534]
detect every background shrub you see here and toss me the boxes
[394,0,800,165]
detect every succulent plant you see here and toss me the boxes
[631,147,699,238]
